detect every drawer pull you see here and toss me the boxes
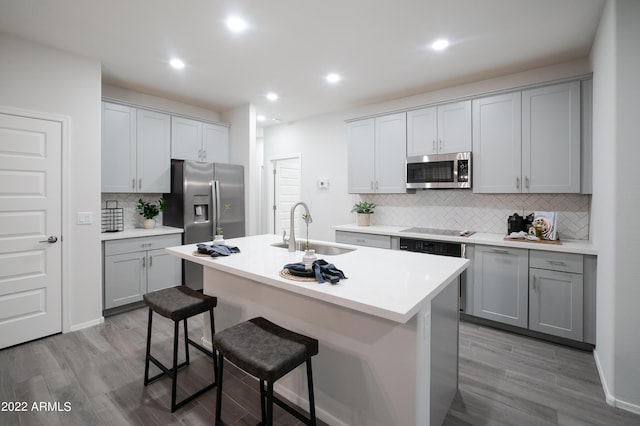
[547,260,567,266]
[356,239,365,243]
[492,249,509,254]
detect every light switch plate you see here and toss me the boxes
[77,212,93,225]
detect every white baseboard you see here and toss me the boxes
[68,316,104,332]
[593,349,640,415]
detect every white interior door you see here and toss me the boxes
[0,113,62,349]
[271,156,301,236]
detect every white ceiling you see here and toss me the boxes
[0,0,605,125]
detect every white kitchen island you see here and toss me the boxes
[166,234,469,426]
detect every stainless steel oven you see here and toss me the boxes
[406,151,471,189]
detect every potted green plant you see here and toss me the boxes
[214,203,231,242]
[352,201,376,226]
[136,198,166,229]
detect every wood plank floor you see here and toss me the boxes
[0,307,638,425]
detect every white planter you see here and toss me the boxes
[142,218,156,229]
[303,249,317,270]
[213,234,225,244]
[356,213,371,226]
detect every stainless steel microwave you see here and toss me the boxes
[406,152,472,189]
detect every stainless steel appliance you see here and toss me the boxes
[164,160,245,290]
[406,151,471,189]
[399,235,468,311]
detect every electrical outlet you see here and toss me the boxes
[77,212,93,225]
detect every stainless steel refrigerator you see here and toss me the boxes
[164,160,245,290]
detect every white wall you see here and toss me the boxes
[0,34,103,331]
[591,0,640,413]
[263,58,591,242]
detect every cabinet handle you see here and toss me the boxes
[525,176,530,189]
[439,139,443,151]
[138,179,142,190]
[491,249,509,254]
[375,181,379,190]
[532,276,537,291]
[202,150,207,161]
[142,257,146,268]
[516,177,520,190]
[132,179,136,190]
[370,181,374,190]
[356,239,365,243]
[547,260,566,266]
[432,140,436,153]
[149,256,153,267]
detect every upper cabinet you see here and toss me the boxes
[102,102,171,193]
[348,113,406,194]
[407,100,471,156]
[171,116,229,163]
[473,81,581,193]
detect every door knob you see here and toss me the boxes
[39,236,58,243]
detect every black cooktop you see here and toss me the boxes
[400,227,475,237]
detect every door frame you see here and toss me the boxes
[0,105,71,333]
[266,153,302,235]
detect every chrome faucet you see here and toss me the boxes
[289,202,312,252]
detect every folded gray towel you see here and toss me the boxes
[283,259,347,284]
[197,243,241,257]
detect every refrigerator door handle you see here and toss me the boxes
[211,180,221,231]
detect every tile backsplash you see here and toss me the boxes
[101,193,166,230]
[357,191,590,240]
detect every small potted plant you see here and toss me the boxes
[136,198,166,229]
[301,213,316,269]
[214,203,231,243]
[352,201,376,226]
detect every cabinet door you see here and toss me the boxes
[375,113,407,193]
[202,123,229,163]
[522,81,580,193]
[102,102,136,192]
[104,252,145,309]
[347,119,375,193]
[438,100,471,154]
[407,107,438,156]
[473,246,529,327]
[146,248,182,293]
[529,268,583,341]
[171,116,202,161]
[472,92,522,193]
[137,109,171,193]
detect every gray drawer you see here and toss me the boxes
[335,231,391,249]
[529,250,583,274]
[104,234,182,256]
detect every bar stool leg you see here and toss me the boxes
[209,309,218,377]
[183,319,190,365]
[215,353,224,425]
[171,320,180,412]
[144,309,153,385]
[259,379,267,421]
[307,359,317,425]
[266,381,274,426]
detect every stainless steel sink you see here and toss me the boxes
[270,241,356,256]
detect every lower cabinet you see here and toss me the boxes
[103,234,182,310]
[469,246,589,343]
[472,246,529,328]
[529,251,584,341]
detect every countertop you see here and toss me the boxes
[166,233,469,323]
[334,224,598,255]
[100,226,183,241]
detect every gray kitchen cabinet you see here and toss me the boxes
[407,100,471,156]
[171,116,229,163]
[335,230,391,249]
[101,102,171,193]
[473,81,581,193]
[347,112,406,194]
[529,251,584,341]
[103,234,181,310]
[472,92,522,193]
[522,81,581,193]
[472,245,529,328]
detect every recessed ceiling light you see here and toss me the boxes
[431,39,449,51]
[170,58,185,69]
[266,92,279,101]
[326,73,341,83]
[226,16,248,33]
[257,115,266,122]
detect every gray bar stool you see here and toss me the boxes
[212,317,318,425]
[143,286,218,412]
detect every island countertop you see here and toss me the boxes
[166,233,469,323]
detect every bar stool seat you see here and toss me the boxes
[212,317,318,425]
[143,286,218,412]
